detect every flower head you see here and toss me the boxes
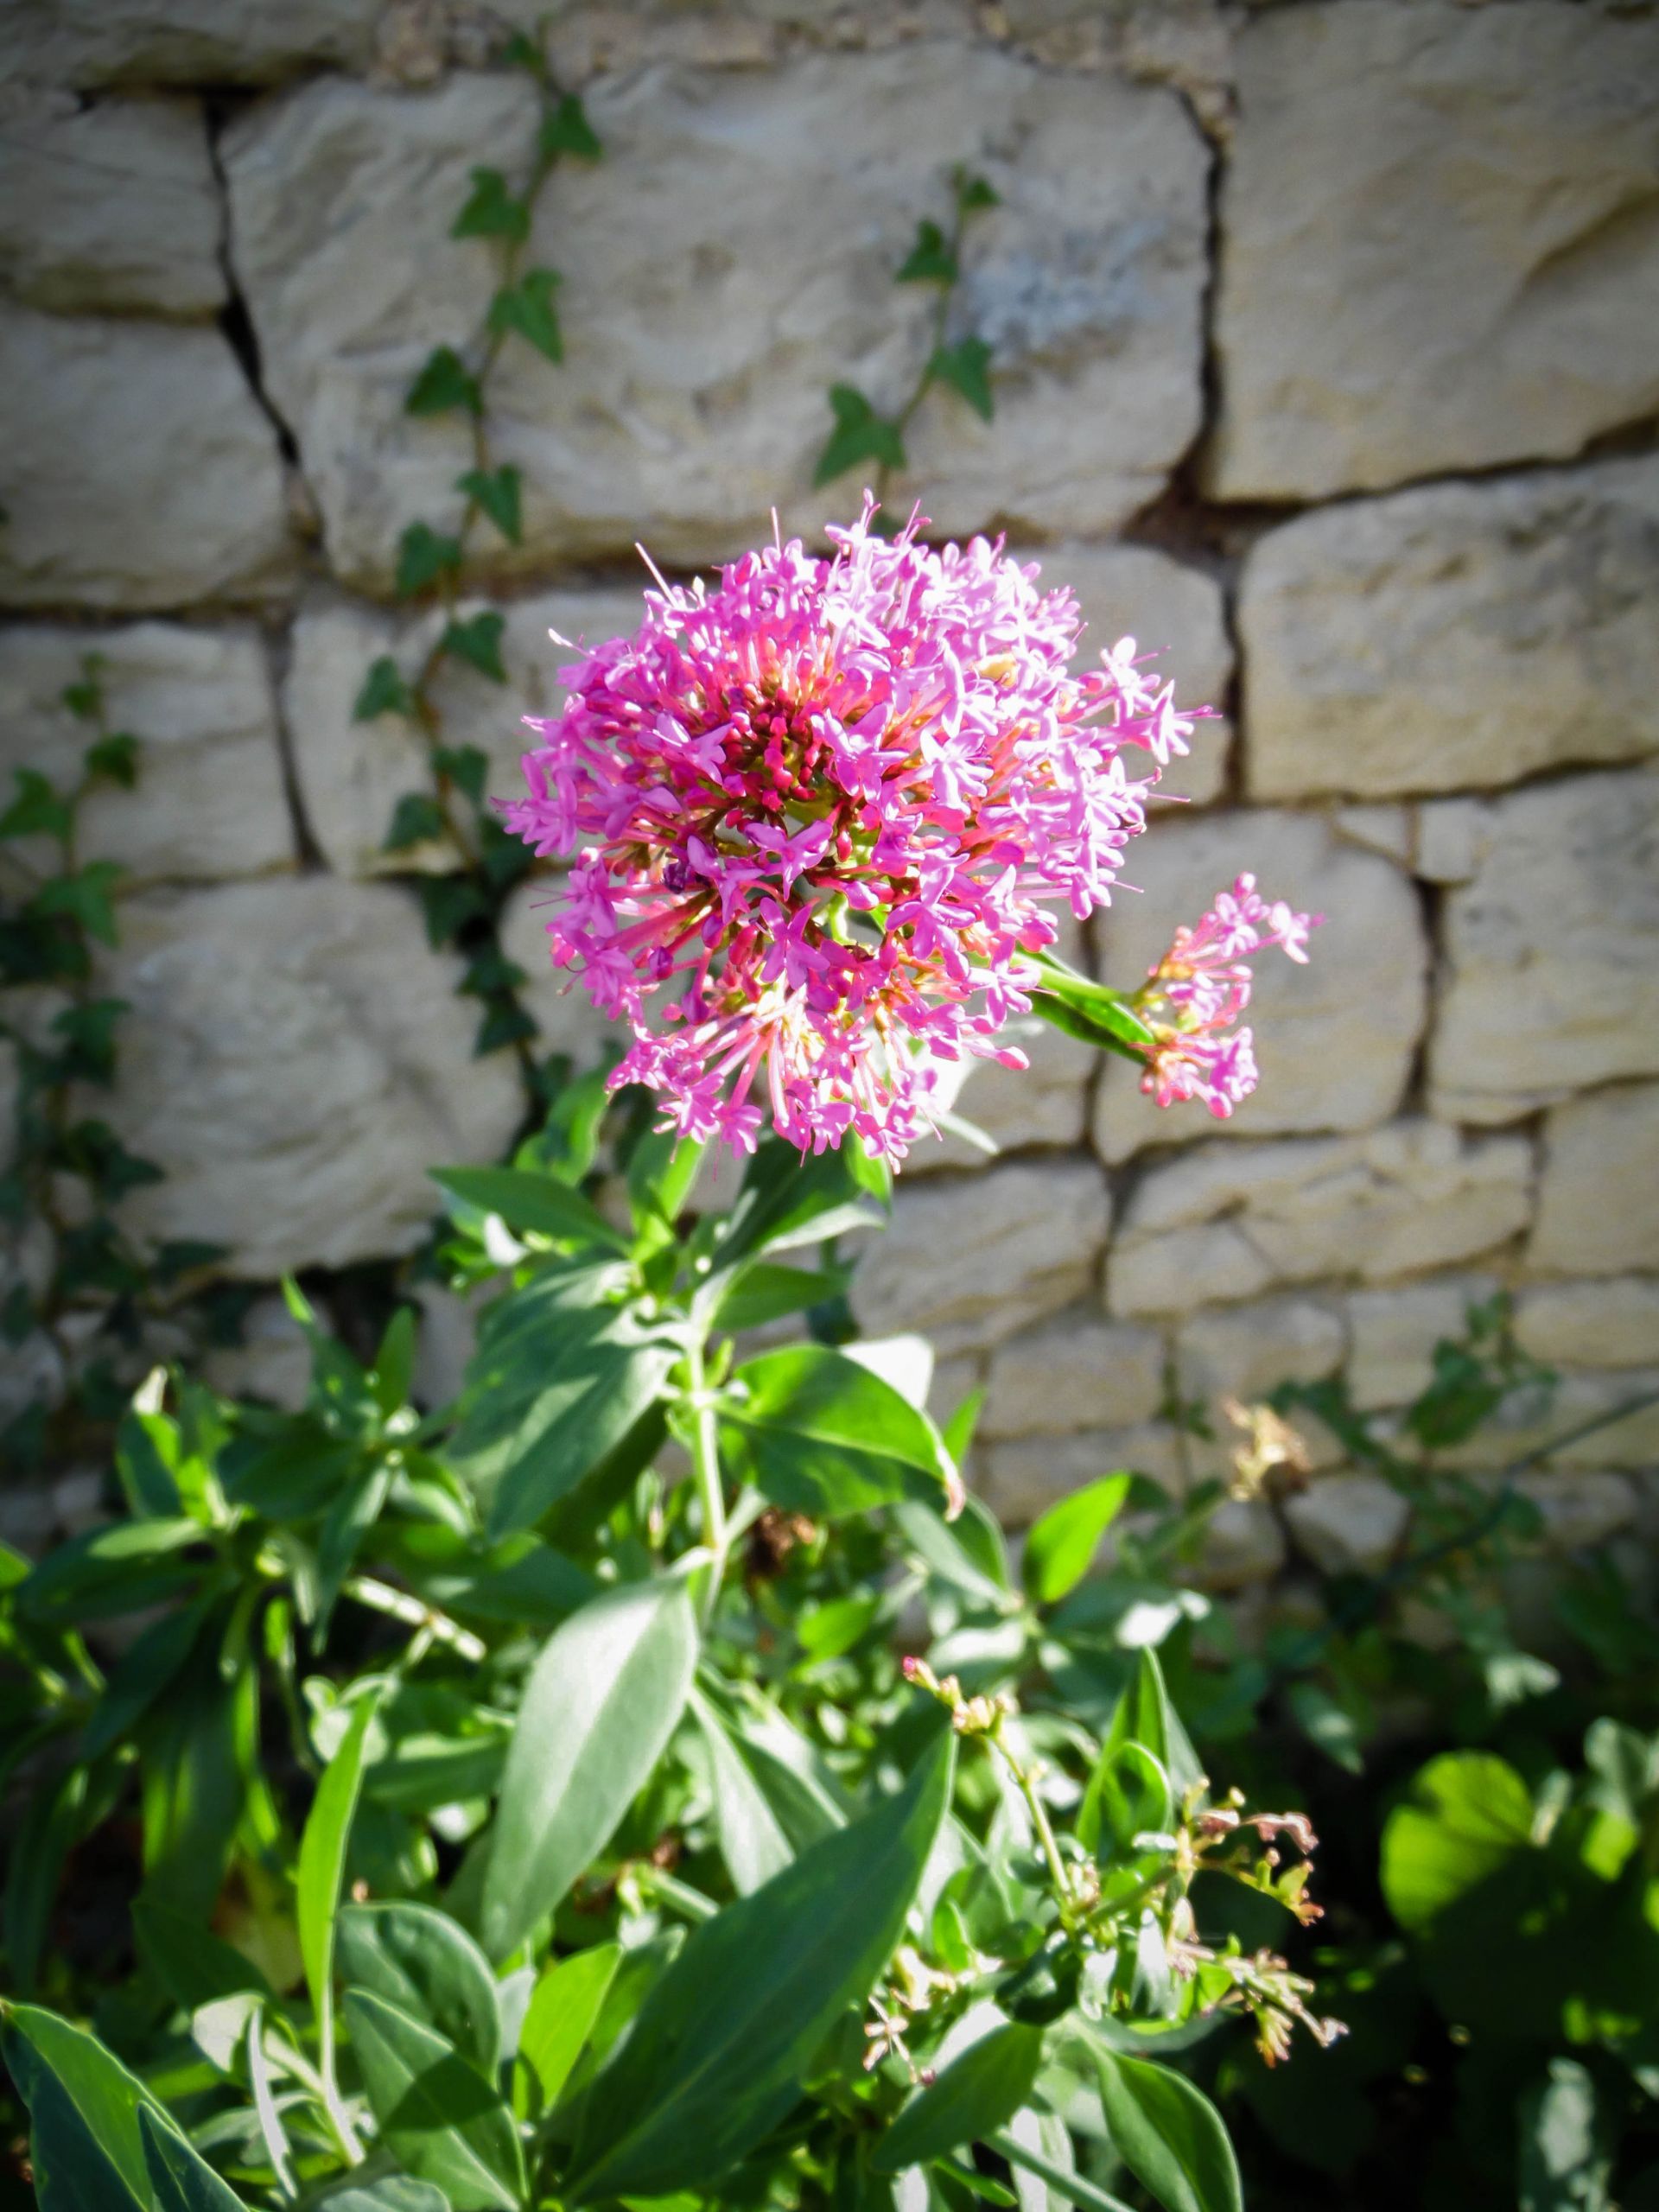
[1134,874,1321,1121]
[506,499,1207,1160]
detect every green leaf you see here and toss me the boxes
[815,384,907,489]
[354,655,415,721]
[34,860,124,947]
[3,1764,87,1996]
[0,766,72,842]
[16,1516,201,1624]
[1519,2058,1613,2212]
[897,218,958,284]
[3,2003,167,2210]
[565,1732,955,2204]
[343,1989,524,2210]
[298,1687,383,2088]
[1094,2049,1243,2212]
[626,1128,706,1250]
[874,2021,1044,2172]
[431,1163,626,1253]
[324,2186,449,2212]
[138,1628,256,1916]
[384,791,447,853]
[52,995,126,1086]
[929,335,995,422]
[396,522,463,599]
[458,464,523,544]
[453,166,531,242]
[441,611,508,683]
[1022,1474,1133,1605]
[709,1136,889,1274]
[1380,1751,1534,1932]
[405,343,483,417]
[516,1942,620,2117]
[956,171,1000,211]
[1028,950,1155,1062]
[719,1344,958,1522]
[481,1578,698,1959]
[339,1902,501,2075]
[416,871,487,946]
[82,1596,208,1759]
[693,1687,794,1895]
[131,1894,270,2013]
[1078,1649,1204,1855]
[1285,1680,1366,1776]
[138,2105,246,2211]
[454,1301,684,1540]
[86,732,140,788]
[488,267,563,361]
[541,92,602,160]
[435,743,491,804]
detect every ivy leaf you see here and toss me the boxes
[453,166,531,243]
[955,168,1000,211]
[457,463,523,544]
[897,217,958,284]
[353,655,415,721]
[434,744,489,803]
[540,92,602,161]
[33,861,124,947]
[405,344,483,418]
[440,611,508,683]
[0,767,73,842]
[384,792,448,853]
[416,874,488,949]
[474,998,537,1058]
[85,733,140,788]
[396,523,463,600]
[930,335,995,422]
[60,666,105,721]
[60,1119,165,1201]
[476,814,531,891]
[460,946,527,999]
[488,269,563,363]
[813,385,906,489]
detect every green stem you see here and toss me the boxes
[990,1724,1073,1929]
[988,2129,1135,2212]
[685,1333,728,1627]
[342,1574,486,1665]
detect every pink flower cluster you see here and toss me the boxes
[1135,875,1319,1119]
[507,499,1247,1160]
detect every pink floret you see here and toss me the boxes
[505,497,1212,1161]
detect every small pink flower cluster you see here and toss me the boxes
[1135,875,1320,1120]
[507,499,1208,1160]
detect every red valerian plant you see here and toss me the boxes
[507,499,1315,1158]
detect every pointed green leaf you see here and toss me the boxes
[481,1578,698,1959]
[453,167,530,242]
[344,1989,524,2210]
[488,268,563,362]
[540,93,601,160]
[298,1687,383,2084]
[1023,1475,1133,1606]
[719,1344,958,1522]
[384,792,447,852]
[929,336,995,423]
[515,1942,620,2118]
[897,218,958,284]
[396,523,463,600]
[353,655,414,721]
[3,2003,167,2209]
[565,1732,955,2204]
[339,1902,501,2075]
[874,2021,1044,2173]
[815,385,906,489]
[692,1687,793,1895]
[405,343,482,417]
[431,1164,626,1253]
[457,464,523,545]
[440,611,508,683]
[1094,2050,1242,2212]
[138,2105,246,2211]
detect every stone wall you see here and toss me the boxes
[3,0,1657,1583]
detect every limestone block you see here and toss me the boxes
[1284,1472,1409,1577]
[0,308,292,613]
[1241,460,1659,801]
[1043,543,1233,804]
[1196,1499,1286,1592]
[982,1313,1166,1440]
[1515,1279,1659,1371]
[1429,772,1659,1124]
[1344,1275,1498,1413]
[496,885,628,1073]
[914,1015,1095,1174]
[1209,3,1659,499]
[1514,1471,1639,1554]
[223,50,1207,586]
[1173,1294,1344,1408]
[200,1294,314,1411]
[1334,807,1413,869]
[980,1421,1182,1528]
[1,0,375,86]
[849,1159,1110,1357]
[99,877,521,1279]
[283,586,646,875]
[1108,1122,1533,1318]
[1529,1083,1659,1278]
[0,622,292,885]
[1091,809,1427,1161]
[0,96,223,317]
